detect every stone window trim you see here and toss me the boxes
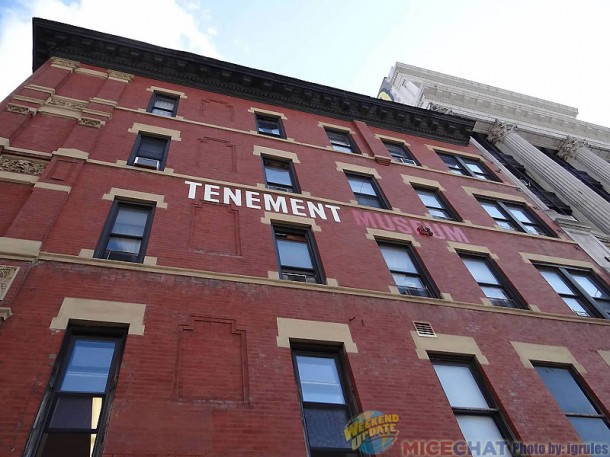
[276,317,357,353]
[410,331,489,365]
[102,188,168,209]
[253,145,300,163]
[127,122,181,141]
[146,85,187,99]
[511,341,585,374]
[50,297,146,335]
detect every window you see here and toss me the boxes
[147,92,178,117]
[255,114,285,138]
[432,359,514,457]
[292,348,359,457]
[345,173,389,209]
[478,199,551,236]
[27,327,126,457]
[262,157,299,193]
[438,152,497,181]
[535,365,610,452]
[94,201,155,263]
[460,254,525,309]
[536,266,610,318]
[415,187,460,221]
[378,242,437,297]
[326,130,358,154]
[128,134,170,171]
[273,226,324,284]
[383,141,418,165]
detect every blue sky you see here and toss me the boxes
[1,0,609,126]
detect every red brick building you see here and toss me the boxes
[1,19,609,457]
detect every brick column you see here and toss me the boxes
[558,136,610,187]
[488,121,610,234]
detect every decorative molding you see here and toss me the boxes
[0,266,19,300]
[0,156,46,176]
[0,238,42,260]
[46,96,87,111]
[107,69,134,82]
[34,182,71,193]
[102,188,168,209]
[78,117,104,128]
[128,122,181,141]
[487,121,516,144]
[511,341,585,374]
[429,103,454,115]
[410,331,489,364]
[32,19,475,145]
[0,307,11,321]
[557,136,587,160]
[6,104,32,115]
[50,56,80,70]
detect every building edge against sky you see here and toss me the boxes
[0,18,609,457]
[379,63,610,273]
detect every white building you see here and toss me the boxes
[380,63,610,271]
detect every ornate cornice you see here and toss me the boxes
[32,18,475,145]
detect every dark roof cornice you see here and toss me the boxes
[33,18,474,145]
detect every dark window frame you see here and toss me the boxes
[146,92,179,117]
[534,364,610,445]
[378,241,439,298]
[535,264,610,319]
[261,156,300,193]
[25,325,127,457]
[325,129,360,154]
[437,152,498,181]
[255,114,286,139]
[291,345,360,457]
[94,200,156,263]
[477,198,554,236]
[272,225,325,284]
[431,356,516,454]
[345,172,390,209]
[382,141,419,165]
[127,133,171,171]
[414,186,461,221]
[459,253,527,309]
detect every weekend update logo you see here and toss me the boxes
[344,411,400,454]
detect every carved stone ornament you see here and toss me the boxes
[429,103,454,115]
[78,117,103,128]
[0,155,46,176]
[0,266,18,300]
[487,121,517,144]
[558,136,587,160]
[107,70,134,82]
[50,56,80,70]
[6,104,30,115]
[46,97,87,111]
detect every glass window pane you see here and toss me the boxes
[356,195,382,208]
[380,245,416,273]
[38,432,96,457]
[523,224,544,235]
[569,417,610,452]
[535,366,597,414]
[138,137,166,160]
[429,208,450,219]
[257,119,280,136]
[465,161,485,174]
[539,269,574,295]
[61,340,116,393]
[506,205,535,224]
[433,364,489,408]
[561,297,591,317]
[107,237,141,255]
[392,273,425,290]
[49,395,103,430]
[265,167,292,186]
[277,239,313,269]
[481,202,505,220]
[112,207,148,237]
[296,356,345,404]
[462,257,499,285]
[456,415,510,457]
[571,273,608,299]
[497,221,516,231]
[154,99,175,111]
[417,191,441,208]
[347,176,375,196]
[303,406,352,449]
[481,286,509,300]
